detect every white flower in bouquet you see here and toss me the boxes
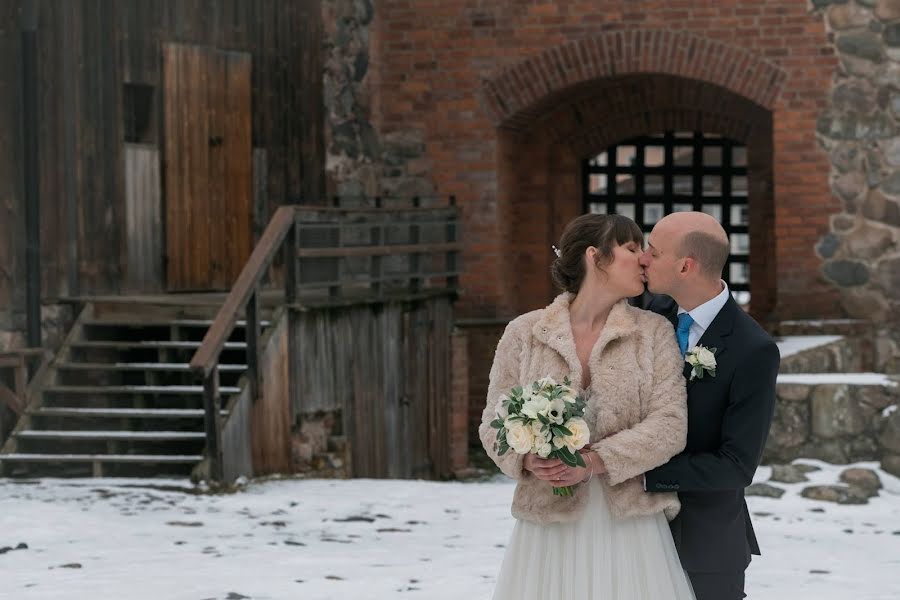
[536,376,558,388]
[547,398,566,424]
[563,417,590,452]
[490,376,591,497]
[559,385,578,403]
[505,420,534,454]
[536,441,553,458]
[521,395,551,420]
[530,420,551,443]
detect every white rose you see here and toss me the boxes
[536,376,557,389]
[563,418,590,452]
[530,420,550,443]
[505,421,534,454]
[536,442,553,458]
[696,347,716,368]
[521,395,550,420]
[552,434,566,449]
[546,398,566,424]
[559,386,578,403]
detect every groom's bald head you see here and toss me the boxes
[656,212,729,279]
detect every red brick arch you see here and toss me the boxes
[479,29,788,130]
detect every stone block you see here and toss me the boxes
[811,384,868,438]
[801,484,870,504]
[875,0,900,22]
[746,483,786,498]
[836,32,884,62]
[822,259,871,287]
[832,171,867,208]
[844,219,896,258]
[777,383,813,402]
[877,404,900,452]
[839,467,882,494]
[830,142,864,172]
[770,464,811,483]
[881,454,900,477]
[875,257,900,300]
[768,400,810,449]
[828,3,873,30]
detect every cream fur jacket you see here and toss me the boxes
[479,293,688,525]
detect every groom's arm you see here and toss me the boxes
[644,339,780,493]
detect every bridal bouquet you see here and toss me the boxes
[489,376,590,497]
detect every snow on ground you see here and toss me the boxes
[776,335,843,359]
[1,461,899,600]
[776,373,898,386]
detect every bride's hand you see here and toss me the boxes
[523,454,568,482]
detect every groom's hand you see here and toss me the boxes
[523,454,568,482]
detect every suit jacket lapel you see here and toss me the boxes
[684,295,738,390]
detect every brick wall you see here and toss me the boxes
[371,0,843,321]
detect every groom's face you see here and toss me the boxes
[639,226,679,295]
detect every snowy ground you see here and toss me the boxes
[1,461,899,600]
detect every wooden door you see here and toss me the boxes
[163,43,252,291]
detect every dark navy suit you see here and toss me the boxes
[636,292,780,600]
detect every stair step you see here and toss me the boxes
[30,407,225,418]
[56,362,247,372]
[84,319,271,328]
[71,340,247,350]
[0,453,203,464]
[46,385,242,395]
[16,430,206,441]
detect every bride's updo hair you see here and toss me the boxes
[550,214,643,294]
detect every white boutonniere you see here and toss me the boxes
[685,345,717,380]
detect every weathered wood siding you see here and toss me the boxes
[293,295,455,479]
[124,145,163,292]
[0,0,324,314]
[251,311,292,474]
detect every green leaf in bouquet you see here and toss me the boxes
[511,385,523,396]
[537,413,550,426]
[556,447,578,467]
[553,425,573,437]
[574,452,586,468]
[563,376,572,386]
[490,418,504,429]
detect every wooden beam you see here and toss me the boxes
[190,206,294,376]
[297,242,462,259]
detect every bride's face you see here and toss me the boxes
[593,240,645,298]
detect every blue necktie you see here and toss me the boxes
[676,313,694,357]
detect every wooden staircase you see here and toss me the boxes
[0,302,270,478]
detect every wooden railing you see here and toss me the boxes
[0,348,47,417]
[189,199,461,480]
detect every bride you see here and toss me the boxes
[480,213,695,599]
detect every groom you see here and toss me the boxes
[637,212,780,600]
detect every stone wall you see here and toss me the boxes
[766,379,899,468]
[322,0,437,203]
[815,0,900,322]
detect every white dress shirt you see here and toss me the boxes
[677,281,731,350]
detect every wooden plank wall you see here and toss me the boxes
[293,296,455,479]
[124,144,163,292]
[0,2,23,333]
[0,0,325,314]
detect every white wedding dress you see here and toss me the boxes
[492,476,696,600]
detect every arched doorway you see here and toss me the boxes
[480,32,785,321]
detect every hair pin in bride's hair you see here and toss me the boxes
[551,245,561,258]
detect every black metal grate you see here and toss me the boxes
[582,131,750,303]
